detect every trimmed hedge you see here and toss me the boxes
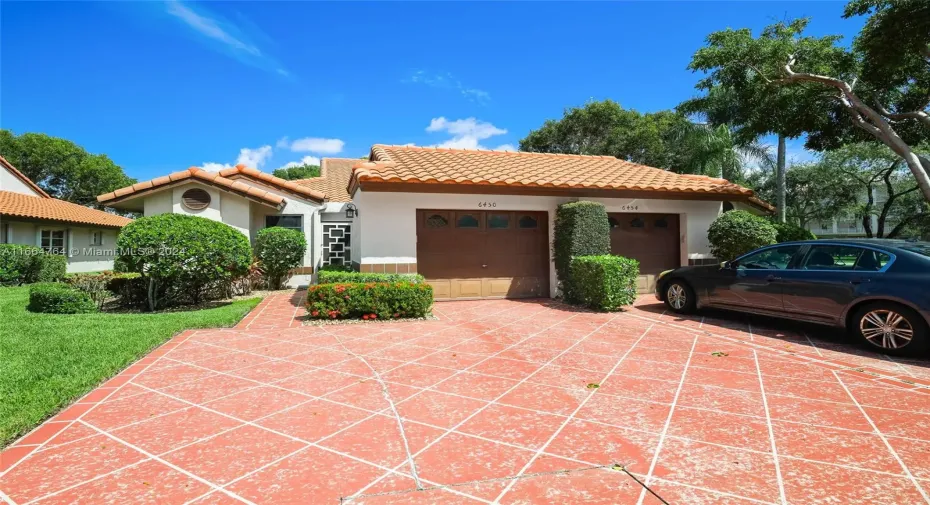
[37,254,67,283]
[105,272,147,308]
[707,210,778,261]
[0,245,65,285]
[319,264,352,273]
[306,282,433,320]
[773,222,816,243]
[115,214,252,309]
[569,255,639,311]
[254,227,307,289]
[318,270,425,284]
[0,245,43,285]
[27,282,97,314]
[553,201,610,299]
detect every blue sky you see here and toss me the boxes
[1,1,864,181]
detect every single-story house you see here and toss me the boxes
[98,145,772,298]
[0,156,132,272]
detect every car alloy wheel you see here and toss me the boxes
[667,284,687,310]
[859,309,914,350]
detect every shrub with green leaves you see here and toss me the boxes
[37,254,67,283]
[115,214,252,310]
[254,227,307,289]
[27,282,97,314]
[707,210,778,261]
[553,201,610,299]
[66,271,115,309]
[773,222,816,243]
[319,264,352,273]
[306,281,433,320]
[569,255,639,311]
[318,270,425,284]
[0,244,44,285]
[105,272,147,308]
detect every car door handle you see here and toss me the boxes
[766,275,781,282]
[849,277,870,285]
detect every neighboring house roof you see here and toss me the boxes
[293,158,355,203]
[217,165,326,203]
[97,167,322,210]
[0,190,131,228]
[0,155,51,198]
[350,145,774,212]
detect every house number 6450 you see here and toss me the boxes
[478,202,497,208]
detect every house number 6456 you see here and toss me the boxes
[478,202,497,208]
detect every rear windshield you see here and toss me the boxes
[902,244,930,258]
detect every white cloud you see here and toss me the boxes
[163,1,288,76]
[275,136,290,149]
[287,137,345,154]
[202,145,273,172]
[425,117,512,150]
[276,155,321,170]
[405,70,490,104]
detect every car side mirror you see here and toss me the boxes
[721,261,735,270]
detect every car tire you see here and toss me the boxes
[851,302,930,357]
[663,280,696,314]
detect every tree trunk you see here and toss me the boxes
[776,135,786,223]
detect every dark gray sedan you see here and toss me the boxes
[655,239,930,356]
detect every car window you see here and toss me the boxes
[854,249,892,271]
[800,245,865,271]
[736,245,801,270]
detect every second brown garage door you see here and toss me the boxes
[608,213,681,292]
[416,209,549,299]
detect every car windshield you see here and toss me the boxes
[900,243,930,258]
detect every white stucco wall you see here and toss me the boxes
[1,219,117,272]
[143,191,172,216]
[0,167,44,196]
[352,190,725,297]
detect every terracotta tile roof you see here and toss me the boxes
[98,167,289,209]
[0,155,51,198]
[1,191,132,228]
[351,145,773,210]
[293,158,356,203]
[217,165,326,203]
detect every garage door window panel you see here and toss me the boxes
[488,213,511,230]
[425,212,450,229]
[456,212,482,229]
[518,215,539,229]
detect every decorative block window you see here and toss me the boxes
[265,215,303,231]
[323,222,351,266]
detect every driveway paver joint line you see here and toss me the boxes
[754,348,788,505]
[340,463,617,503]
[326,326,425,490]
[491,316,662,502]
[832,370,930,504]
[636,332,699,505]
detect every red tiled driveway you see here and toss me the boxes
[3,292,930,504]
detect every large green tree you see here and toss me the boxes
[519,100,691,170]
[685,0,930,203]
[820,143,930,238]
[747,161,858,229]
[0,130,134,208]
[272,164,320,181]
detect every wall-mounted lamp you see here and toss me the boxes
[345,203,359,219]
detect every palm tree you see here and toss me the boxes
[670,122,773,183]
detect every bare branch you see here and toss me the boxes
[875,101,930,129]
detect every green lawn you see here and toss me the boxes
[0,287,261,447]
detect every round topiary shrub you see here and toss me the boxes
[707,210,778,261]
[254,227,307,289]
[773,222,816,243]
[115,214,252,310]
[28,282,97,314]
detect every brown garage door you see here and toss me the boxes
[608,213,681,292]
[416,210,549,299]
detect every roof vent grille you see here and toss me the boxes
[182,188,211,210]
